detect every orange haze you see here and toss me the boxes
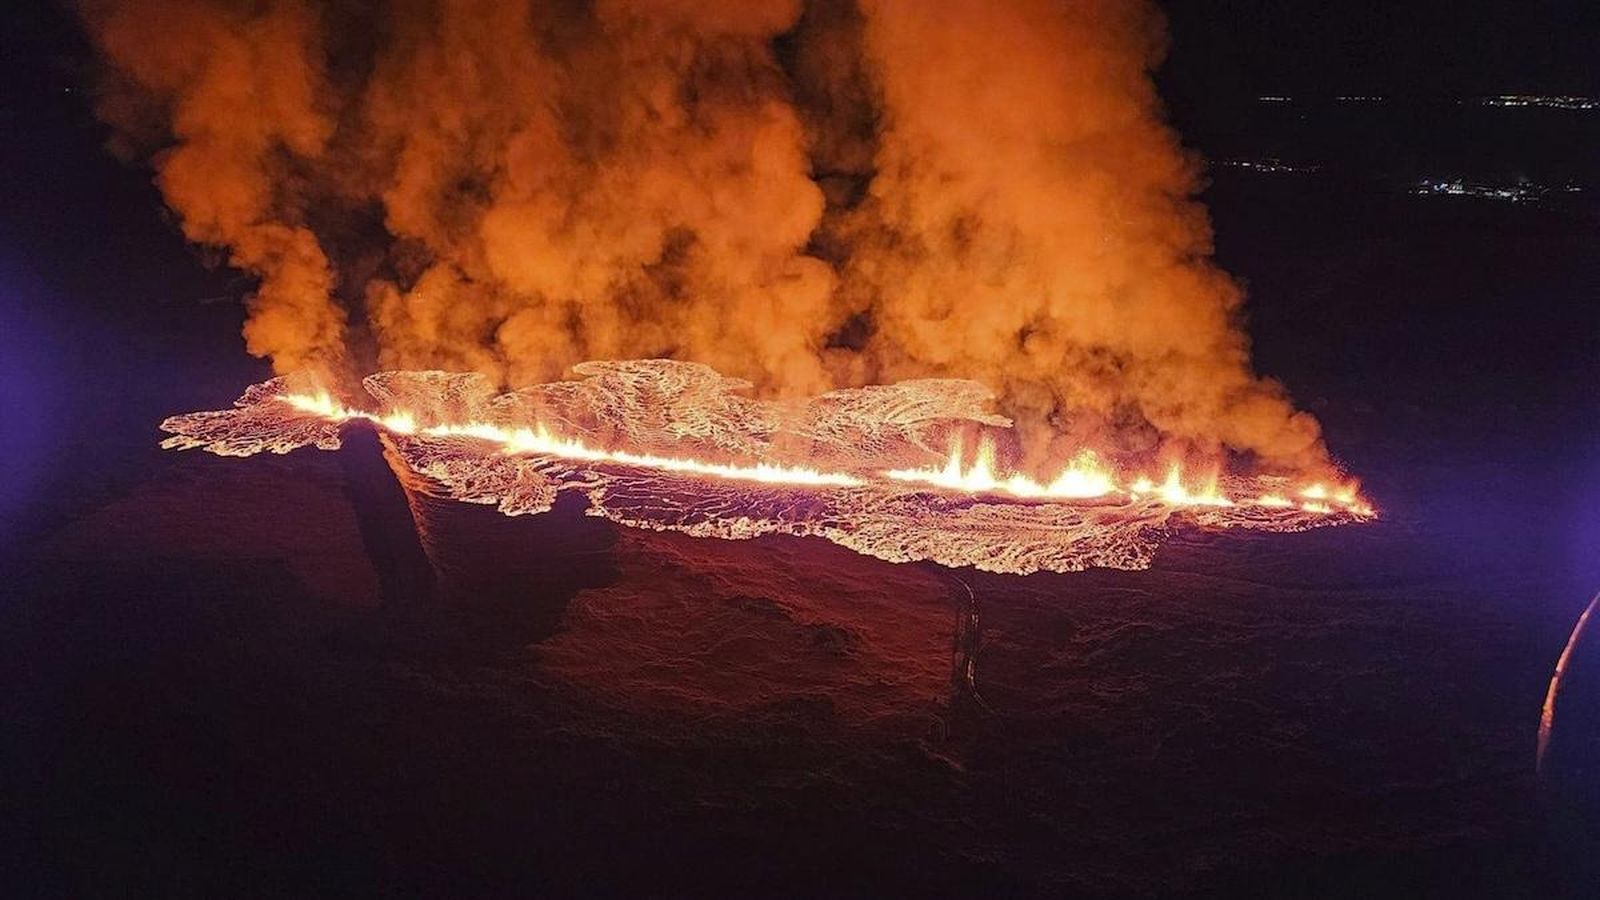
[82,0,1333,475]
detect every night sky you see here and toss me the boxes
[4,0,1597,322]
[6,0,1599,262]
[1162,0,1599,98]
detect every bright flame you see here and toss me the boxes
[278,393,1374,516]
[1045,450,1120,499]
[283,392,351,419]
[433,420,864,487]
[1299,480,1369,515]
[1143,464,1233,507]
[884,437,1117,500]
[284,392,862,488]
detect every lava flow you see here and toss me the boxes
[279,391,867,489]
[161,360,1373,575]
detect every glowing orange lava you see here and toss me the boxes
[280,391,1370,516]
[283,392,866,488]
[158,365,1378,575]
[885,437,1117,500]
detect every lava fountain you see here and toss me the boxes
[160,360,1373,576]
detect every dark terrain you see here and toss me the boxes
[3,3,1599,896]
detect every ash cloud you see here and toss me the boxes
[82,0,1332,474]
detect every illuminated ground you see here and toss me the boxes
[157,362,1370,576]
[5,414,1596,895]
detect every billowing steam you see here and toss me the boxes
[82,0,1331,474]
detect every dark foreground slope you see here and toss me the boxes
[3,401,1596,897]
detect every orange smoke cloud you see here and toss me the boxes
[82,0,1334,475]
[833,0,1325,469]
[82,0,346,376]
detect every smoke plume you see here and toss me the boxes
[82,0,1332,473]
